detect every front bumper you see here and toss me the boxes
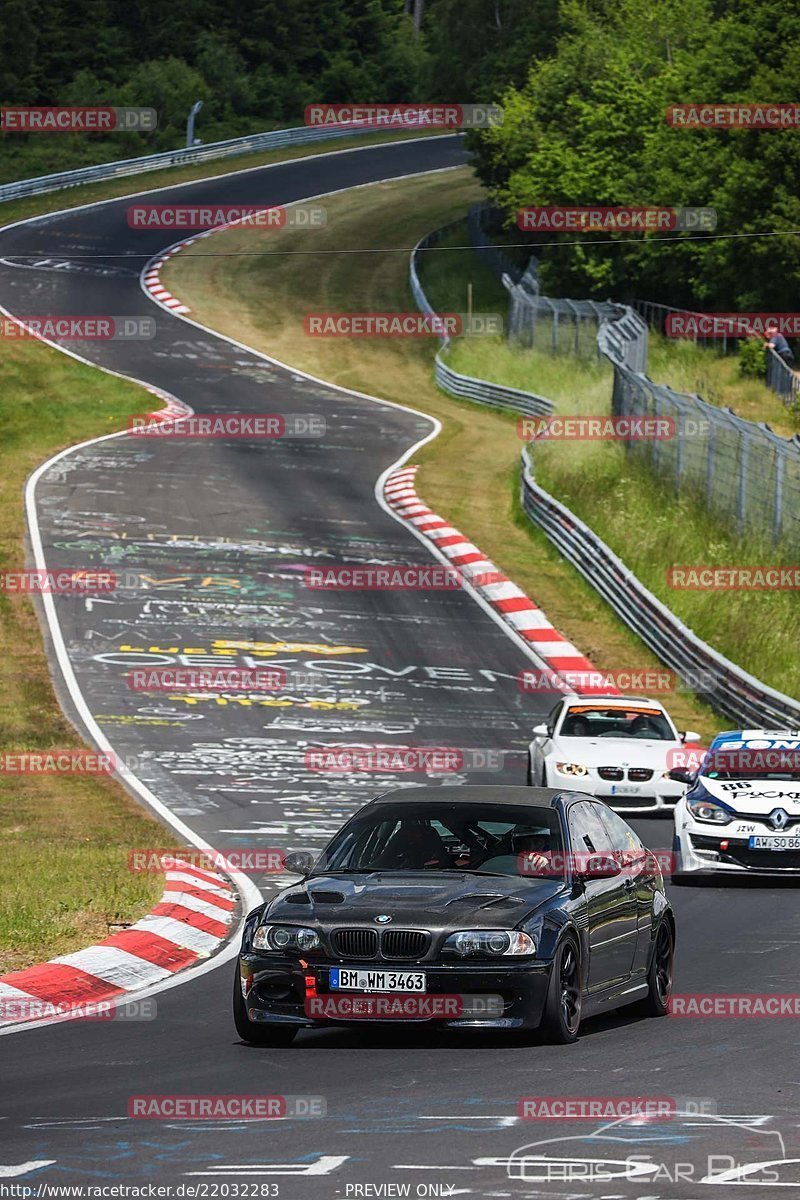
[674,802,800,876]
[549,768,685,812]
[238,955,551,1030]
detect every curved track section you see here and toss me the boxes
[0,136,798,1196]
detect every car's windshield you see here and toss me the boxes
[559,705,674,741]
[314,802,565,877]
[702,746,800,783]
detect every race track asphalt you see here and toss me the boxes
[0,134,798,1197]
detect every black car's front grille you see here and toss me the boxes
[598,767,624,781]
[628,768,654,781]
[382,930,429,960]
[333,929,378,958]
[331,928,430,960]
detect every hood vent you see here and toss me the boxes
[445,892,525,908]
[285,890,345,905]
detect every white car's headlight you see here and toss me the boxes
[253,924,321,952]
[443,930,536,957]
[555,761,589,777]
[687,794,731,825]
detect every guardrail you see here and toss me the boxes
[0,119,424,204]
[411,215,799,726]
[520,449,800,728]
[409,227,554,418]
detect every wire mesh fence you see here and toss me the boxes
[608,351,800,550]
[477,207,800,552]
[467,203,529,285]
[506,282,622,360]
[766,345,800,404]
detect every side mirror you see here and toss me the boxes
[283,850,316,876]
[581,854,621,880]
[681,731,701,744]
[532,723,549,738]
[667,768,696,785]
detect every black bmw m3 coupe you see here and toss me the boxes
[233,785,675,1045]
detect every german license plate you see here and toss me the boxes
[749,836,800,850]
[329,968,426,992]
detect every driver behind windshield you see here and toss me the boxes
[478,828,554,876]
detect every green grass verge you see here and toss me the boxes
[426,218,795,438]
[0,339,182,972]
[165,167,720,741]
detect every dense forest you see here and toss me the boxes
[0,1,556,173]
[1,0,797,309]
[469,0,800,311]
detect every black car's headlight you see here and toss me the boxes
[442,930,536,957]
[687,792,732,825]
[252,924,321,952]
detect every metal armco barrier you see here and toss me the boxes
[0,120,424,203]
[409,228,553,418]
[520,449,800,729]
[434,355,553,417]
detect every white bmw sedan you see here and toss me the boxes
[527,695,700,813]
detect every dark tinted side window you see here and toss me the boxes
[594,805,644,856]
[568,802,614,855]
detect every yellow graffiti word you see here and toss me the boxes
[118,641,366,658]
[212,640,367,656]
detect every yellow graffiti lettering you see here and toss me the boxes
[119,645,179,653]
[200,576,242,589]
[211,640,366,656]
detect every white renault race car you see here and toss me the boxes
[527,695,700,812]
[672,730,800,878]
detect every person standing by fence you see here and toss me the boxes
[764,323,795,367]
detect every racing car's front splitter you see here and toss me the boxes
[674,806,800,878]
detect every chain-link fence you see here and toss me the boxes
[506,280,622,360]
[468,206,630,360]
[632,299,740,356]
[604,325,800,550]
[766,345,800,404]
[476,208,800,552]
[467,203,529,285]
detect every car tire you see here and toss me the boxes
[233,966,297,1046]
[539,935,582,1043]
[636,919,674,1017]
